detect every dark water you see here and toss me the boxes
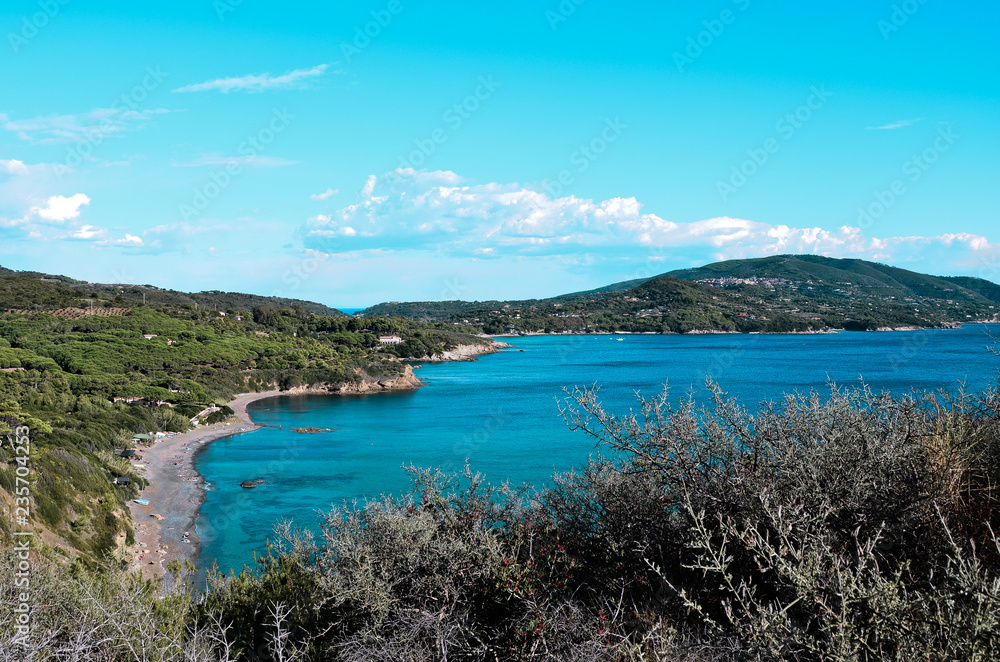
[195,326,999,575]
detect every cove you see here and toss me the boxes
[195,326,999,575]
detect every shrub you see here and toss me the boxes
[4,380,1000,660]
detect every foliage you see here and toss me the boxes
[6,382,994,659]
[196,383,1000,659]
[0,269,484,565]
[362,255,1000,335]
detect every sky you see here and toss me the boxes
[1,1,998,308]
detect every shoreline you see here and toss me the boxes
[128,324,993,582]
[486,323,989,338]
[126,390,283,582]
[127,373,428,583]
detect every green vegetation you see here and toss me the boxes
[362,255,1000,334]
[4,380,1000,660]
[0,266,485,564]
[0,264,348,317]
[383,328,496,359]
[3,258,1000,659]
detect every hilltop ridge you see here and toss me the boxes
[0,264,348,318]
[362,255,1000,334]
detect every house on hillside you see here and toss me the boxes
[379,335,403,345]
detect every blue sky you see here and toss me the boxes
[1,0,998,307]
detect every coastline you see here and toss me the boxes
[126,325,992,582]
[127,365,428,583]
[126,390,282,582]
[402,339,513,362]
[487,323,986,338]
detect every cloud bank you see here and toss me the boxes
[300,169,1000,274]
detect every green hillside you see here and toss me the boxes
[0,265,348,318]
[0,267,486,566]
[362,255,1000,334]
[665,254,1000,303]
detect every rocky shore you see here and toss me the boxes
[405,339,512,362]
[281,364,425,394]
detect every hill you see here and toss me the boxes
[0,266,490,566]
[361,255,1000,334]
[0,265,348,318]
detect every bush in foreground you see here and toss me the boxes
[3,382,1000,660]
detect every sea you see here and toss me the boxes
[195,325,1000,576]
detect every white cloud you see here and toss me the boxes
[172,64,331,94]
[2,108,177,144]
[31,194,90,223]
[300,169,1000,277]
[176,153,299,168]
[0,158,52,177]
[65,224,106,240]
[310,187,338,201]
[115,234,144,247]
[868,118,922,130]
[100,221,222,254]
[360,174,377,197]
[0,159,29,175]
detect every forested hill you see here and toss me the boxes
[0,266,489,566]
[0,265,348,318]
[362,255,1000,334]
[664,254,998,300]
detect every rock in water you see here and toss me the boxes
[240,479,266,488]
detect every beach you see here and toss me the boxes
[126,391,282,582]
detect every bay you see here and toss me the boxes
[195,326,999,575]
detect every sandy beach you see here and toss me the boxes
[126,391,283,582]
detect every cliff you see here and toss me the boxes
[281,364,425,395]
[405,340,512,363]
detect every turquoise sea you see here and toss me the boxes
[195,326,999,575]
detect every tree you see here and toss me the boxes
[0,397,51,439]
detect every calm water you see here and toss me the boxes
[195,326,999,575]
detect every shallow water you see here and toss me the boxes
[196,326,999,575]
